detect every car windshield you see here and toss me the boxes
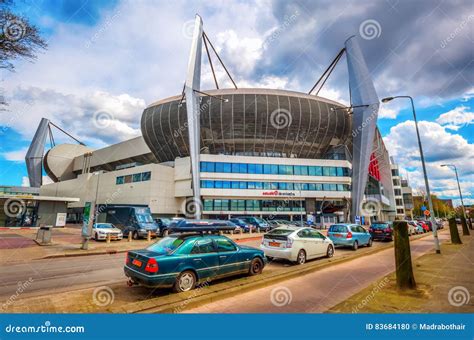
[136,214,153,223]
[329,225,348,233]
[147,237,184,254]
[267,229,294,236]
[371,223,389,229]
[95,224,113,228]
[160,218,171,225]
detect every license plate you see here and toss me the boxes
[334,234,342,237]
[132,259,142,267]
[269,242,280,247]
[375,230,382,233]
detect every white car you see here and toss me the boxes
[92,223,123,241]
[407,222,416,236]
[260,226,334,265]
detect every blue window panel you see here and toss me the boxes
[329,167,337,176]
[215,162,225,172]
[263,182,272,189]
[294,183,302,190]
[232,163,240,173]
[315,183,323,191]
[294,166,302,175]
[302,183,309,190]
[336,167,344,176]
[315,166,322,176]
[343,168,350,176]
[248,182,256,189]
[255,164,263,174]
[116,176,124,185]
[248,163,256,174]
[330,184,337,191]
[239,163,248,173]
[279,165,293,175]
[287,182,294,190]
[133,173,142,182]
[142,172,151,181]
[300,166,308,176]
[215,181,223,189]
[322,167,331,176]
[308,166,316,176]
[308,183,316,191]
[223,163,232,173]
[231,181,240,189]
[271,182,279,190]
[337,184,345,191]
[239,181,247,189]
[323,183,331,191]
[279,182,287,190]
[200,161,213,172]
[223,181,231,189]
[255,182,263,189]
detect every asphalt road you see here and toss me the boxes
[0,232,437,303]
[186,231,450,313]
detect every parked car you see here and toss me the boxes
[154,218,172,237]
[416,221,429,233]
[238,216,271,231]
[168,219,239,233]
[92,223,123,241]
[101,206,159,239]
[368,222,393,241]
[124,233,265,291]
[407,222,416,236]
[260,226,334,265]
[229,218,255,233]
[417,220,432,231]
[327,224,373,250]
[408,221,424,234]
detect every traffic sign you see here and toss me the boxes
[424,209,430,216]
[421,205,427,211]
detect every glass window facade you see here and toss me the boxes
[200,180,350,191]
[116,171,151,185]
[203,199,306,212]
[200,162,349,177]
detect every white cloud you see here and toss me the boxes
[378,107,397,119]
[3,147,28,162]
[21,176,53,187]
[436,105,474,130]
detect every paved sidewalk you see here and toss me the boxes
[0,227,264,265]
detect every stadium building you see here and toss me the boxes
[18,16,399,227]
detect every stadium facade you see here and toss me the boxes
[20,15,402,227]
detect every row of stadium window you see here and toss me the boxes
[116,171,151,185]
[201,180,350,192]
[200,161,350,177]
[203,199,305,212]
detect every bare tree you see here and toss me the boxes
[1,0,47,106]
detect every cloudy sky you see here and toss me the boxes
[1,0,473,206]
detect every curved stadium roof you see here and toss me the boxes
[141,88,352,162]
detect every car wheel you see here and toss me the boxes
[248,257,264,276]
[367,238,373,247]
[352,241,358,251]
[132,231,139,240]
[162,229,169,237]
[326,245,334,258]
[173,270,196,293]
[295,249,306,265]
[94,233,99,241]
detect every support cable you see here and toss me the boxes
[308,48,345,96]
[203,33,219,89]
[203,31,238,89]
[49,122,85,145]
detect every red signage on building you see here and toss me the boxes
[368,153,381,181]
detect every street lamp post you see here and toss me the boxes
[381,95,441,254]
[441,164,467,220]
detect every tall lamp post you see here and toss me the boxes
[381,95,441,254]
[440,164,467,220]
